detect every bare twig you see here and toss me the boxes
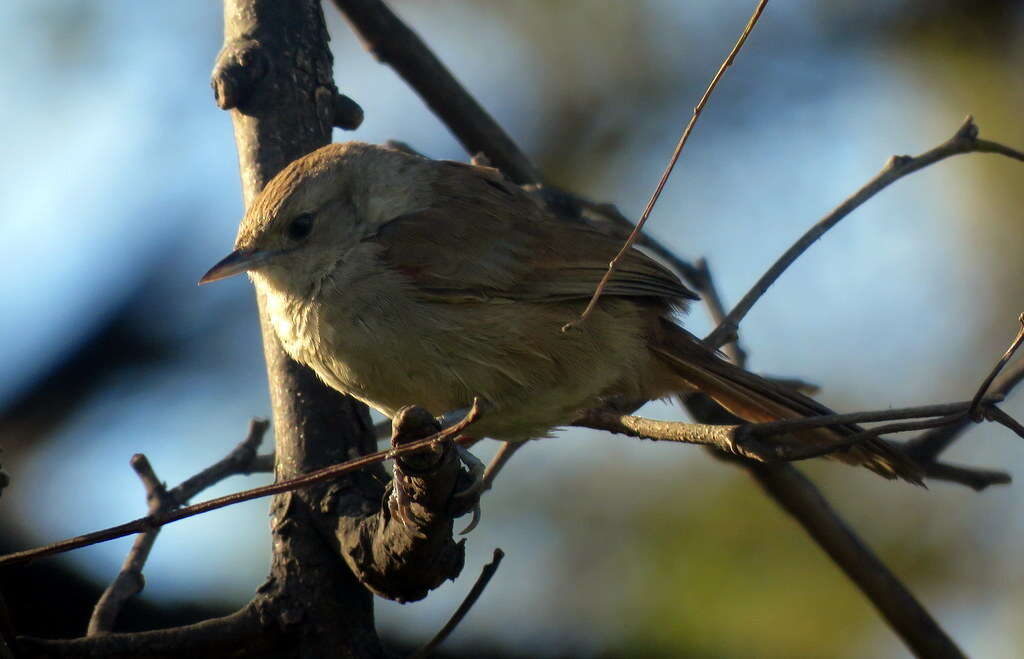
[968,313,1024,420]
[18,602,277,658]
[86,420,270,635]
[168,420,272,504]
[922,461,1011,491]
[692,257,748,367]
[705,117,1024,349]
[87,455,172,636]
[573,401,990,464]
[745,400,995,436]
[984,405,1024,440]
[0,402,480,568]
[574,409,759,459]
[576,400,1013,489]
[907,323,1024,462]
[410,548,505,659]
[571,0,769,329]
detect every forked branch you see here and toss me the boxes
[705,116,1024,349]
[87,420,271,635]
[0,403,481,568]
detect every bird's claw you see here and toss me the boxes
[459,503,482,535]
[449,445,486,534]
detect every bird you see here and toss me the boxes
[199,141,921,503]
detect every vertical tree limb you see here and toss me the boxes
[212,1,474,654]
[214,1,384,652]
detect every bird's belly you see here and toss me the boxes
[287,284,656,442]
[299,295,478,422]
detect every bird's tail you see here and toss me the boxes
[652,321,923,485]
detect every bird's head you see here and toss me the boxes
[199,142,428,292]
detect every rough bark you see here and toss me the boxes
[213,1,469,655]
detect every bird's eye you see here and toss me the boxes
[287,213,315,241]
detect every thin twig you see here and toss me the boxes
[87,419,271,635]
[705,117,1024,349]
[575,398,1020,489]
[87,455,170,636]
[984,406,1024,440]
[170,420,273,504]
[907,322,1024,461]
[410,548,505,659]
[570,0,769,329]
[692,258,748,367]
[922,461,1011,491]
[777,415,968,462]
[18,602,274,658]
[968,313,1024,420]
[745,400,994,437]
[0,402,481,568]
[573,401,990,464]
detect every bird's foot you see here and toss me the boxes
[449,445,486,534]
[453,445,486,497]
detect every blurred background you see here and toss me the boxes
[1,0,1022,656]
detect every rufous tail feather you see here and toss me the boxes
[653,321,923,485]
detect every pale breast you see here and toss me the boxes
[289,254,473,419]
[257,249,658,442]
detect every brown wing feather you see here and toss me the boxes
[372,161,697,306]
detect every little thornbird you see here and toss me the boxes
[200,142,920,491]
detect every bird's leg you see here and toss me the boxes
[440,404,485,499]
[482,441,524,491]
[456,442,526,535]
[447,438,485,534]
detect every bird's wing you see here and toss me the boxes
[370,160,697,306]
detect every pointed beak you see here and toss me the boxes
[198,248,278,285]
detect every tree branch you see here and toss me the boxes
[87,420,270,635]
[0,404,480,568]
[705,116,1024,349]
[18,603,279,659]
[922,460,1011,491]
[211,4,388,651]
[411,548,505,659]
[691,257,749,366]
[573,398,1015,470]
